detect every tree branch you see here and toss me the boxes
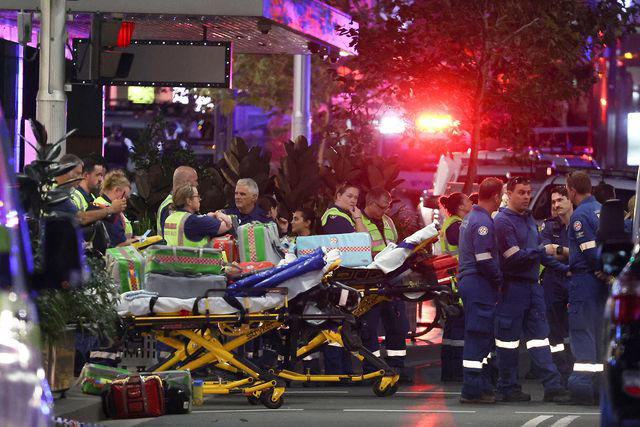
[499,17,540,46]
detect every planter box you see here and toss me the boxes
[41,327,76,395]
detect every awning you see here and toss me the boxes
[0,0,357,54]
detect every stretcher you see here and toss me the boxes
[118,225,461,406]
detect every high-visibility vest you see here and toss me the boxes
[439,215,462,258]
[164,211,208,247]
[157,193,173,237]
[70,187,93,212]
[362,214,398,257]
[321,207,355,228]
[93,195,132,239]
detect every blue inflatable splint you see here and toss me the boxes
[227,248,325,291]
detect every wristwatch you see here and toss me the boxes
[556,245,563,255]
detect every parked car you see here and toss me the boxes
[530,170,636,221]
[600,190,640,425]
[0,111,85,425]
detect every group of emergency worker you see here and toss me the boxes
[439,172,607,406]
[55,153,611,397]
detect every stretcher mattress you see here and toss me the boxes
[118,250,341,316]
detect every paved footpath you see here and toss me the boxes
[55,357,599,426]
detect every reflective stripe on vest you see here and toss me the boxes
[70,188,89,211]
[321,207,355,227]
[164,211,208,247]
[157,194,173,237]
[440,215,461,257]
[362,214,397,256]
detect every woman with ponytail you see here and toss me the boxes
[438,192,472,382]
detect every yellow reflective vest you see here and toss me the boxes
[164,211,209,247]
[157,193,173,237]
[70,187,93,212]
[321,207,355,228]
[362,214,398,257]
[439,215,462,258]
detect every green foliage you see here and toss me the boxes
[336,0,640,190]
[274,136,320,216]
[216,137,275,199]
[319,144,404,206]
[16,119,78,218]
[128,114,203,228]
[35,254,120,345]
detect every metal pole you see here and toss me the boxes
[36,0,67,154]
[291,54,311,144]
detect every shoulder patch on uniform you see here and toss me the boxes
[573,221,582,232]
[478,226,488,236]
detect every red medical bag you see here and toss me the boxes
[102,375,165,419]
[415,254,458,285]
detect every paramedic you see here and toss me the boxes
[164,185,232,247]
[93,170,137,247]
[157,166,198,237]
[439,192,472,382]
[319,183,366,375]
[564,171,605,405]
[493,177,569,403]
[360,189,409,380]
[539,186,574,383]
[458,177,503,404]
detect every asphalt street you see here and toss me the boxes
[56,356,600,427]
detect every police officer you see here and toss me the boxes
[540,186,574,383]
[493,177,569,403]
[164,185,232,247]
[564,171,605,405]
[319,183,367,375]
[157,166,198,237]
[438,192,473,382]
[360,189,409,379]
[458,177,503,404]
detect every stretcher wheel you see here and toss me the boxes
[260,388,284,409]
[247,395,260,405]
[373,378,398,397]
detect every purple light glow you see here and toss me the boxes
[14,44,23,172]
[0,23,74,60]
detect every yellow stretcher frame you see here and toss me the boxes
[125,235,441,403]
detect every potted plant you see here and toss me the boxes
[17,119,121,395]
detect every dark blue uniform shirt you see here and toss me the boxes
[445,220,462,246]
[223,205,272,226]
[494,207,567,283]
[458,205,502,286]
[50,198,79,215]
[540,216,570,284]
[184,214,223,242]
[100,194,126,247]
[159,204,171,234]
[321,205,356,235]
[567,195,601,274]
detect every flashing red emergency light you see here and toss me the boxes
[416,113,455,133]
[117,22,135,48]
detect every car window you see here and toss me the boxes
[532,184,553,221]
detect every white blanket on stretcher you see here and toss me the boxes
[368,223,438,273]
[117,249,341,316]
